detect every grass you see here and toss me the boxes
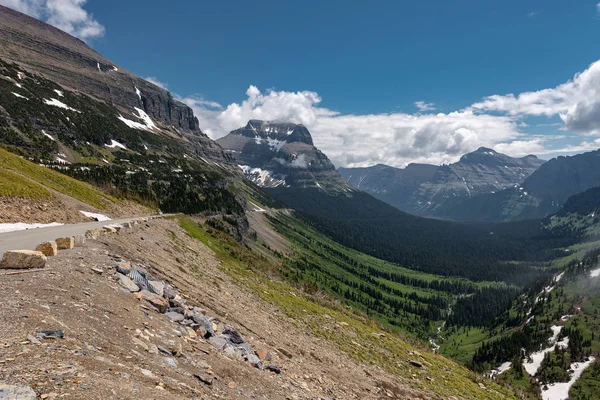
[0,147,114,209]
[0,167,52,199]
[177,215,520,400]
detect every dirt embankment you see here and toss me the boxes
[0,193,152,224]
[0,218,430,399]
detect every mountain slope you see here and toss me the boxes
[217,120,351,191]
[339,147,545,218]
[447,149,600,222]
[0,5,225,161]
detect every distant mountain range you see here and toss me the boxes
[447,149,600,221]
[217,120,352,192]
[339,147,545,219]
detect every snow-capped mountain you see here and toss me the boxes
[339,147,545,218]
[217,120,351,191]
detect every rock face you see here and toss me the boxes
[217,120,351,191]
[0,250,47,269]
[0,5,227,161]
[36,241,58,256]
[339,147,545,218]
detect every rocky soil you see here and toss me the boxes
[0,218,431,399]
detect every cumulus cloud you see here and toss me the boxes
[183,60,600,168]
[0,0,104,40]
[414,101,436,112]
[471,60,600,135]
[185,86,527,167]
[145,77,169,90]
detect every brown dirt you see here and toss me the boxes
[0,218,431,399]
[0,192,152,224]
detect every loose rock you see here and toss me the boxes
[0,250,47,269]
[35,241,58,257]
[117,273,140,293]
[55,237,74,250]
[0,384,36,400]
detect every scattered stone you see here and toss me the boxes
[192,314,215,337]
[103,226,117,233]
[163,284,177,300]
[265,365,281,374]
[27,334,41,345]
[157,345,171,355]
[149,280,165,296]
[278,348,293,359]
[132,337,148,351]
[137,290,168,313]
[85,229,104,239]
[91,267,104,274]
[409,360,423,369]
[165,312,184,323]
[74,235,86,247]
[256,348,270,361]
[117,273,140,293]
[228,382,237,389]
[36,330,64,339]
[194,373,213,386]
[247,354,262,368]
[208,336,228,350]
[478,383,487,390]
[140,369,154,378]
[148,343,159,355]
[0,384,36,400]
[165,357,177,368]
[35,241,58,257]
[0,250,47,269]
[55,237,75,250]
[223,328,244,344]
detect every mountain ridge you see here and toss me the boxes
[339,147,545,218]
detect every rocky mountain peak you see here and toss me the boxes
[217,121,350,191]
[233,120,314,146]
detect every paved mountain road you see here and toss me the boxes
[0,216,161,259]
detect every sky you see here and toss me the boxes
[3,0,600,168]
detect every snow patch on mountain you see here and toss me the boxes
[118,108,157,131]
[43,98,80,113]
[541,357,596,400]
[105,140,127,150]
[523,326,569,376]
[239,165,286,187]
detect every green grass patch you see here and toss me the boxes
[0,167,52,199]
[0,147,114,208]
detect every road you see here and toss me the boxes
[0,216,158,259]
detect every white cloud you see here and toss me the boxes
[597,2,600,15]
[414,101,436,112]
[471,60,600,135]
[0,0,104,40]
[187,61,600,168]
[187,86,526,167]
[144,77,168,90]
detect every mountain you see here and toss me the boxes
[0,5,227,162]
[339,147,545,218]
[217,120,351,191]
[0,5,248,217]
[447,149,600,221]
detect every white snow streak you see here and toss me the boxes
[53,89,64,97]
[118,108,157,131]
[590,267,600,278]
[524,326,569,376]
[80,211,111,221]
[43,98,80,113]
[0,222,63,233]
[41,131,55,141]
[105,140,127,150]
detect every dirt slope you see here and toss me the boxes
[0,218,434,399]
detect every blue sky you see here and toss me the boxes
[3,0,600,167]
